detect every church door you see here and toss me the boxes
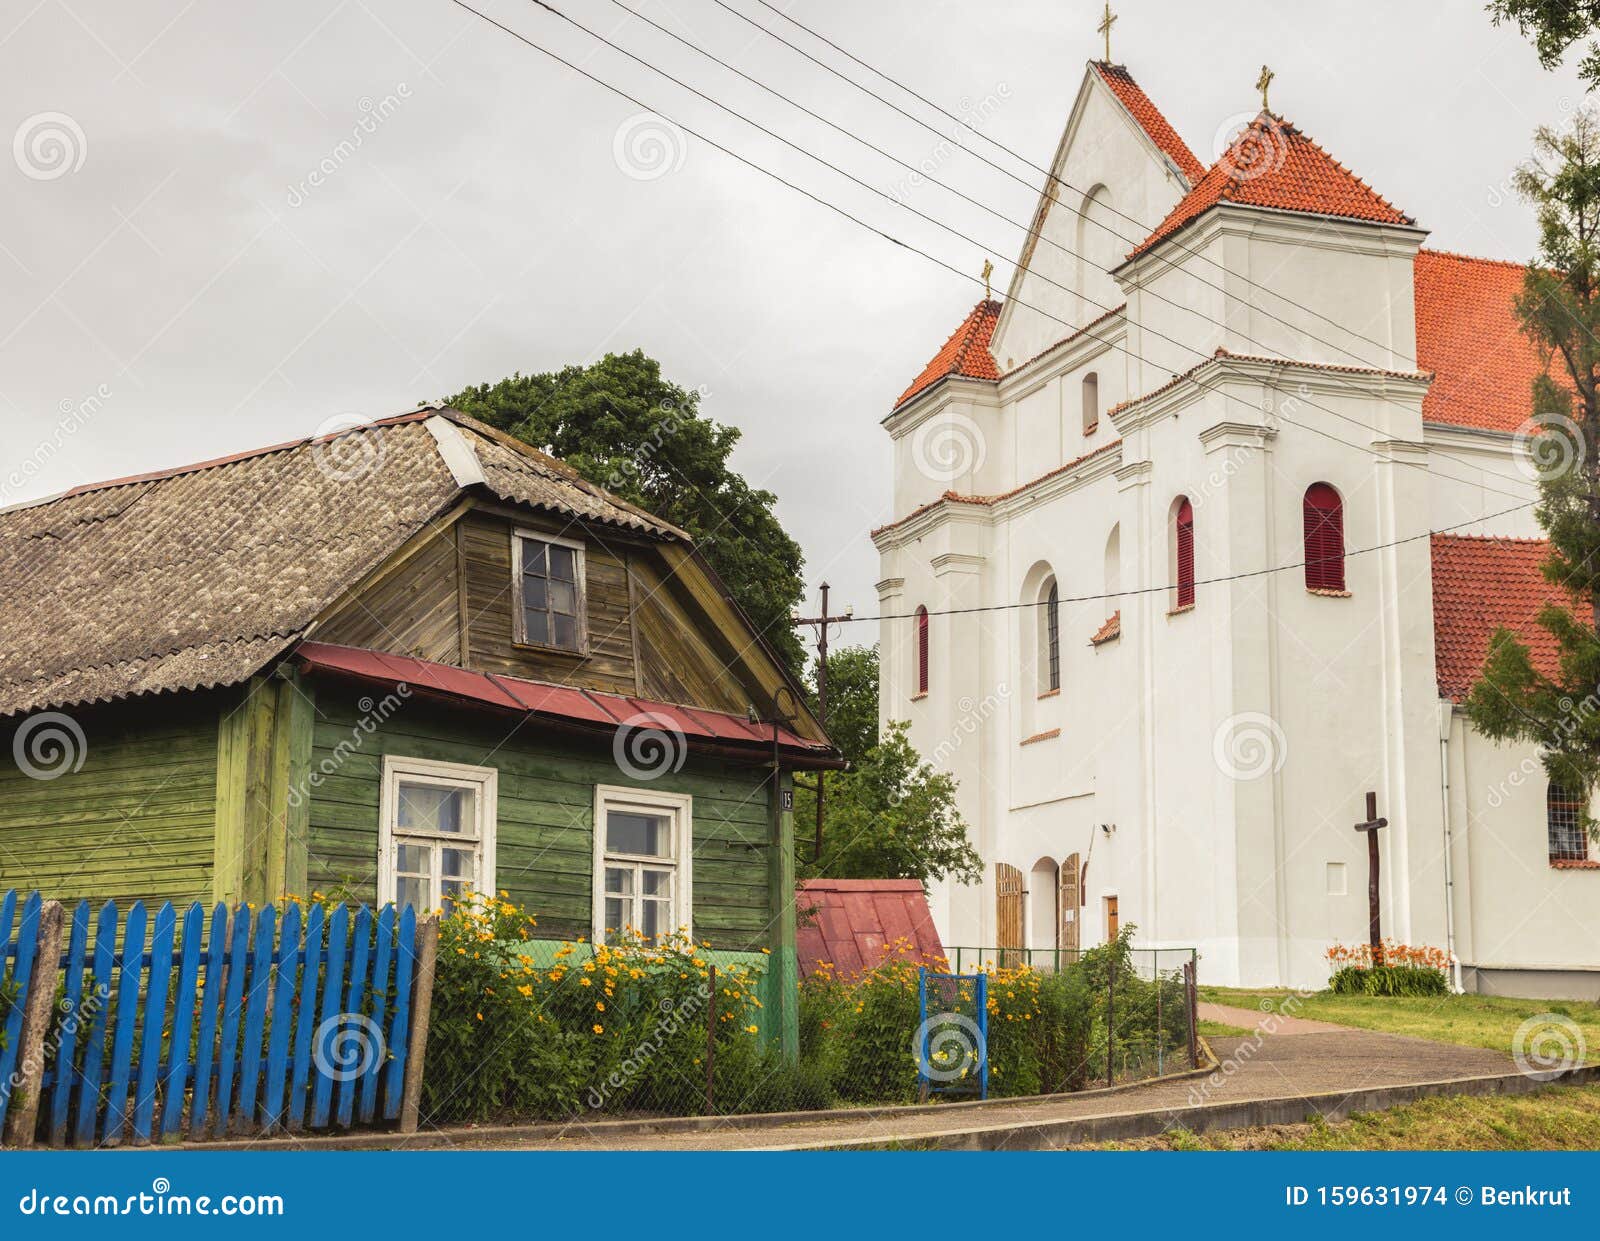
[995,863,1024,968]
[1059,852,1082,961]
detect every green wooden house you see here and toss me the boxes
[0,408,838,1049]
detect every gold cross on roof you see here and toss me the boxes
[981,258,994,299]
[1097,3,1117,62]
[1256,64,1275,113]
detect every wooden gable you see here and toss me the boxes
[313,498,824,741]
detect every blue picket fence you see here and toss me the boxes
[0,891,423,1147]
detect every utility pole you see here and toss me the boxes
[792,582,853,862]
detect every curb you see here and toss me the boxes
[757,1062,1600,1151]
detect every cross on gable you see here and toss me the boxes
[1097,4,1117,62]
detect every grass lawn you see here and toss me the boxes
[1085,1083,1600,1150]
[1200,985,1600,1061]
[1196,1018,1252,1038]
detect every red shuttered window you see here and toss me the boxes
[1174,498,1195,608]
[915,605,930,695]
[1303,483,1345,592]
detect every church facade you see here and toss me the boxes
[872,60,1600,997]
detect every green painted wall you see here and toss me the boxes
[304,684,779,952]
[0,693,222,908]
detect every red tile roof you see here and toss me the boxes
[293,641,844,768]
[1091,62,1204,183]
[794,878,946,979]
[893,299,1001,410]
[1090,611,1121,646]
[1430,535,1575,700]
[1414,249,1544,433]
[1129,113,1413,259]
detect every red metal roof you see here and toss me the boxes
[893,298,1002,410]
[1130,113,1412,260]
[294,642,840,767]
[1091,62,1203,182]
[795,878,946,978]
[1431,535,1574,700]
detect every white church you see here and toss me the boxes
[872,57,1599,997]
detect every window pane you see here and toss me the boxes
[642,868,672,897]
[551,613,577,650]
[548,544,575,582]
[640,898,669,940]
[604,866,633,895]
[521,539,547,577]
[396,875,428,912]
[524,608,550,645]
[442,847,474,880]
[549,580,576,615]
[440,878,466,913]
[604,897,627,936]
[398,783,471,834]
[394,843,431,875]
[522,575,547,610]
[606,811,670,856]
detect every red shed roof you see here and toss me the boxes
[1130,113,1412,259]
[1430,535,1576,700]
[294,642,842,768]
[795,878,946,979]
[1091,62,1204,182]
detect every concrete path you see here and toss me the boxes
[431,1027,1528,1151]
[1199,1000,1352,1035]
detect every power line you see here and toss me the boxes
[836,498,1537,625]
[489,0,1534,506]
[729,0,1421,367]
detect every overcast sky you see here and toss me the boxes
[1,0,1586,652]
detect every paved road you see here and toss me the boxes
[446,1021,1518,1150]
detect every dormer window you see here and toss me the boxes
[514,529,586,652]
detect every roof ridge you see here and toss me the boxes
[1418,246,1527,270]
[28,408,439,508]
[1432,532,1550,545]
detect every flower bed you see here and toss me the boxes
[1325,940,1450,996]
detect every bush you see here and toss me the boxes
[1329,964,1449,997]
[422,893,770,1125]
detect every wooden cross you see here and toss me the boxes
[1353,790,1389,954]
[1097,3,1117,62]
[1256,64,1275,113]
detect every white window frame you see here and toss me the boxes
[592,784,694,944]
[378,755,498,912]
[511,527,588,653]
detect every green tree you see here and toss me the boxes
[1465,110,1600,828]
[795,721,982,885]
[447,350,806,675]
[1490,1,1600,88]
[805,644,879,767]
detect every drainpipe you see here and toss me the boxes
[1437,698,1463,994]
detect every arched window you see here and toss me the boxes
[1040,579,1060,693]
[1303,483,1346,592]
[1548,780,1588,863]
[1081,372,1100,436]
[1173,497,1195,609]
[914,606,930,696]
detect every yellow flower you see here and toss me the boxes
[596,1001,605,1012]
[579,977,592,987]
[517,984,533,998]
[475,1012,483,1021]
[592,1023,604,1034]
[745,1024,758,1034]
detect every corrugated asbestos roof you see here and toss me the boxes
[0,409,679,717]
